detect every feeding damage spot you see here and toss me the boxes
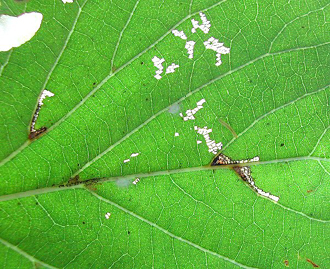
[165,63,179,74]
[306,259,319,268]
[152,56,165,80]
[185,40,196,59]
[284,260,289,267]
[132,178,140,185]
[123,152,140,164]
[171,29,187,40]
[0,12,43,51]
[191,12,211,34]
[179,98,206,121]
[62,0,74,3]
[204,37,230,66]
[29,89,54,140]
[152,56,179,79]
[211,153,280,202]
[194,126,222,154]
[105,212,111,219]
[153,13,230,79]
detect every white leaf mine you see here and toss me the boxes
[62,0,74,3]
[0,12,43,52]
[194,126,222,154]
[165,63,179,74]
[30,90,54,133]
[191,12,211,34]
[203,37,230,66]
[152,56,165,80]
[180,98,206,121]
[185,40,196,59]
[172,29,187,40]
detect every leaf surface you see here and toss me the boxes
[0,0,329,268]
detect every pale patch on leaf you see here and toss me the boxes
[0,12,43,52]
[132,178,140,185]
[194,126,222,154]
[171,29,187,40]
[191,12,211,34]
[185,40,196,59]
[152,56,165,79]
[165,63,179,74]
[204,37,230,66]
[30,90,54,137]
[180,98,206,121]
[168,103,181,114]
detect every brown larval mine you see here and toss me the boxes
[29,89,54,140]
[284,260,289,267]
[67,175,81,186]
[29,127,47,140]
[211,153,279,202]
[306,258,319,268]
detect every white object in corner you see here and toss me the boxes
[0,12,43,52]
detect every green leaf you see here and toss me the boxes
[0,0,329,268]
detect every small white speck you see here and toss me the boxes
[174,132,179,137]
[197,140,202,144]
[132,178,140,185]
[130,153,139,157]
[123,159,130,163]
[105,212,111,219]
[62,0,74,3]
[196,99,206,106]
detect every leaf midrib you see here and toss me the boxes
[1,155,329,209]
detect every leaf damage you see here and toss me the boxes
[29,89,54,140]
[211,153,279,202]
[306,258,319,268]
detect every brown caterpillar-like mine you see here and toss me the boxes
[211,153,279,202]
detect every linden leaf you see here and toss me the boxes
[0,0,329,268]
